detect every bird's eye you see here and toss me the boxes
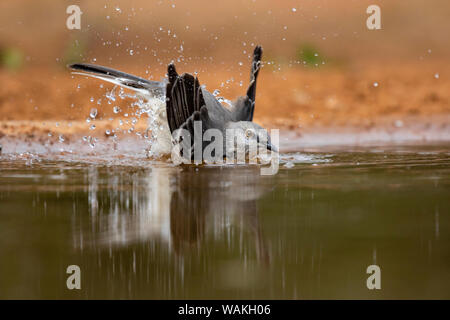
[245,129,255,138]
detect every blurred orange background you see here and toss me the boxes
[0,0,448,140]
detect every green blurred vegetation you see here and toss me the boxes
[63,37,88,65]
[0,47,24,71]
[263,44,331,71]
[296,43,326,67]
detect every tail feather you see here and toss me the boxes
[69,63,166,97]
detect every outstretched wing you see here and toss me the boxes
[231,45,263,122]
[233,46,262,121]
[167,64,224,160]
[246,45,263,107]
[165,63,207,133]
[69,63,165,97]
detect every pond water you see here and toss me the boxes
[0,144,449,299]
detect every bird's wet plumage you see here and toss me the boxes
[69,45,275,160]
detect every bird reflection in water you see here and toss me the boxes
[74,165,270,265]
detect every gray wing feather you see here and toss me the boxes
[166,63,207,133]
[231,45,263,122]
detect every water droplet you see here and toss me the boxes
[90,108,98,119]
[88,137,96,148]
[113,106,120,113]
[434,73,440,79]
[373,82,379,87]
[284,161,294,168]
[395,120,404,128]
[129,50,134,56]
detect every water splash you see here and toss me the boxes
[280,153,333,168]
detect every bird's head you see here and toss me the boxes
[225,121,277,158]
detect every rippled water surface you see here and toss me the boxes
[0,144,449,299]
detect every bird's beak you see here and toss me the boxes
[267,142,278,153]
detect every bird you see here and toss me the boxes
[69,45,276,163]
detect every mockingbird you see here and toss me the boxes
[70,45,276,161]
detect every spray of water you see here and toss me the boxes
[103,83,172,158]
